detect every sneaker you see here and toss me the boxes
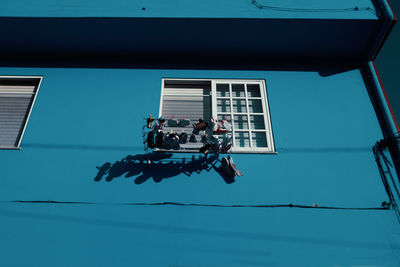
[178,116,191,127]
[171,138,180,150]
[189,134,197,143]
[199,143,211,156]
[201,134,207,143]
[147,114,155,128]
[213,126,227,134]
[146,131,155,148]
[221,157,235,179]
[192,128,200,135]
[193,119,208,131]
[158,116,166,129]
[167,115,178,127]
[221,118,232,131]
[228,156,243,176]
[155,131,164,148]
[220,142,232,154]
[167,130,180,150]
[179,132,188,144]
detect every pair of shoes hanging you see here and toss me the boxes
[168,115,191,127]
[221,156,243,177]
[193,119,208,131]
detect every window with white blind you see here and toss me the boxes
[0,76,42,149]
[160,78,275,153]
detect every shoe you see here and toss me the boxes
[172,139,180,150]
[167,130,180,150]
[147,114,155,128]
[199,143,211,156]
[220,142,232,154]
[167,115,178,127]
[221,117,232,131]
[146,131,155,148]
[193,119,208,131]
[213,126,227,134]
[178,116,191,127]
[201,134,207,143]
[221,157,235,179]
[189,134,197,143]
[227,156,243,176]
[179,132,188,144]
[192,128,200,135]
[158,116,166,129]
[155,131,164,148]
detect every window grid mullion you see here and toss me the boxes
[229,83,235,148]
[245,84,253,148]
[261,80,271,149]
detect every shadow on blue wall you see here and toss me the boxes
[94,153,235,184]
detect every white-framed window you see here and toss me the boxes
[0,76,42,149]
[159,78,275,153]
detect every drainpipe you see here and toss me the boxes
[365,61,400,182]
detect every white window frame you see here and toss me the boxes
[0,76,42,150]
[160,78,275,154]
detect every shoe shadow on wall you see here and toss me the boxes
[94,153,235,184]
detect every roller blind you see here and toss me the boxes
[161,87,211,122]
[0,77,41,149]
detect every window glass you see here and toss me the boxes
[232,84,245,97]
[247,84,261,97]
[234,115,249,129]
[250,115,265,130]
[235,132,250,147]
[248,99,263,113]
[216,84,230,97]
[217,99,231,113]
[252,132,268,147]
[233,99,247,113]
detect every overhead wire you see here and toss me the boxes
[0,200,389,211]
[251,0,377,16]
[373,136,400,223]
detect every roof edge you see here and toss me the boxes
[370,0,397,59]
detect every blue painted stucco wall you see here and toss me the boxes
[0,0,377,19]
[0,67,399,266]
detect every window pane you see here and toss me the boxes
[233,99,247,113]
[250,115,265,129]
[247,84,261,97]
[235,132,250,147]
[216,84,230,97]
[217,99,231,113]
[248,99,263,113]
[252,132,268,147]
[232,84,245,97]
[234,115,248,129]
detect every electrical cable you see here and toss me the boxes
[251,0,377,16]
[0,200,389,211]
[373,138,400,223]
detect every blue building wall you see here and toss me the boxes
[1,0,399,266]
[0,67,399,266]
